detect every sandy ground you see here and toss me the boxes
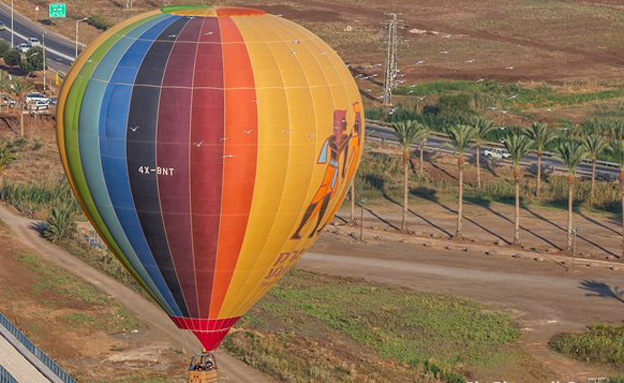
[307,232,624,381]
[335,196,624,261]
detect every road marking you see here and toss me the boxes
[4,26,75,62]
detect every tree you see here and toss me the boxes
[504,133,533,244]
[470,116,494,189]
[0,147,15,182]
[416,122,430,174]
[448,124,476,238]
[19,47,44,72]
[3,48,21,68]
[555,140,587,253]
[608,135,624,262]
[525,122,556,198]
[8,78,35,137]
[581,134,607,207]
[391,120,425,231]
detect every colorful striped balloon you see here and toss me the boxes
[57,5,363,351]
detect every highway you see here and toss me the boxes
[0,2,78,73]
[0,335,51,383]
[367,122,621,180]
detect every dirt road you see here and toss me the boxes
[0,204,272,383]
[307,236,624,381]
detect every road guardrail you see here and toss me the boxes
[0,364,19,383]
[0,311,76,383]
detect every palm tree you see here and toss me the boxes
[608,136,624,262]
[417,123,431,175]
[581,134,607,207]
[470,117,494,189]
[9,77,35,137]
[555,140,588,253]
[526,122,556,198]
[448,124,476,238]
[504,133,533,244]
[391,120,425,231]
[0,148,15,182]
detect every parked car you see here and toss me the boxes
[47,97,57,105]
[1,95,15,107]
[17,43,30,54]
[25,92,48,104]
[0,22,6,31]
[29,100,49,111]
[484,148,511,160]
[27,37,41,47]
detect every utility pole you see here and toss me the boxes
[382,13,399,107]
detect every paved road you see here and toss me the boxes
[0,335,51,383]
[0,2,78,73]
[367,122,621,180]
[0,204,273,383]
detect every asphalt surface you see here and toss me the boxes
[0,335,51,383]
[0,2,78,73]
[367,122,621,180]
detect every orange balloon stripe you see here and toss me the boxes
[209,16,258,317]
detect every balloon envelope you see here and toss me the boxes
[57,4,364,350]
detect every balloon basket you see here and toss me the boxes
[188,352,218,383]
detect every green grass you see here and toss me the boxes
[394,80,624,109]
[225,270,524,383]
[550,323,624,369]
[16,252,144,332]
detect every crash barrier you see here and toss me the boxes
[0,311,76,383]
[0,364,19,383]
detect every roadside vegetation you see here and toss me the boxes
[224,270,546,383]
[550,324,624,372]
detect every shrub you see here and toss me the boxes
[44,207,77,243]
[549,323,624,368]
[3,48,21,67]
[86,15,111,31]
[19,46,44,72]
[0,40,10,58]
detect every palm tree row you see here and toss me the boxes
[388,117,624,261]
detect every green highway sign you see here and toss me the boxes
[49,3,66,18]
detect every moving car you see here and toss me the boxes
[27,37,41,47]
[0,22,6,31]
[17,43,30,54]
[484,148,511,160]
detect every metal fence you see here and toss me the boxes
[0,311,76,383]
[0,364,19,383]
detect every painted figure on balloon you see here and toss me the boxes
[291,105,362,240]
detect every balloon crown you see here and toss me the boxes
[161,4,267,17]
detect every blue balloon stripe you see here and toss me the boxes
[79,14,178,316]
[99,15,184,317]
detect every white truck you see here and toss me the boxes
[484,148,511,160]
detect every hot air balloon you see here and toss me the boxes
[57,4,363,377]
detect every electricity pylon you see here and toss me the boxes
[383,13,400,106]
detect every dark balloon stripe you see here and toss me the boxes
[191,17,224,318]
[157,16,203,318]
[127,16,191,316]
